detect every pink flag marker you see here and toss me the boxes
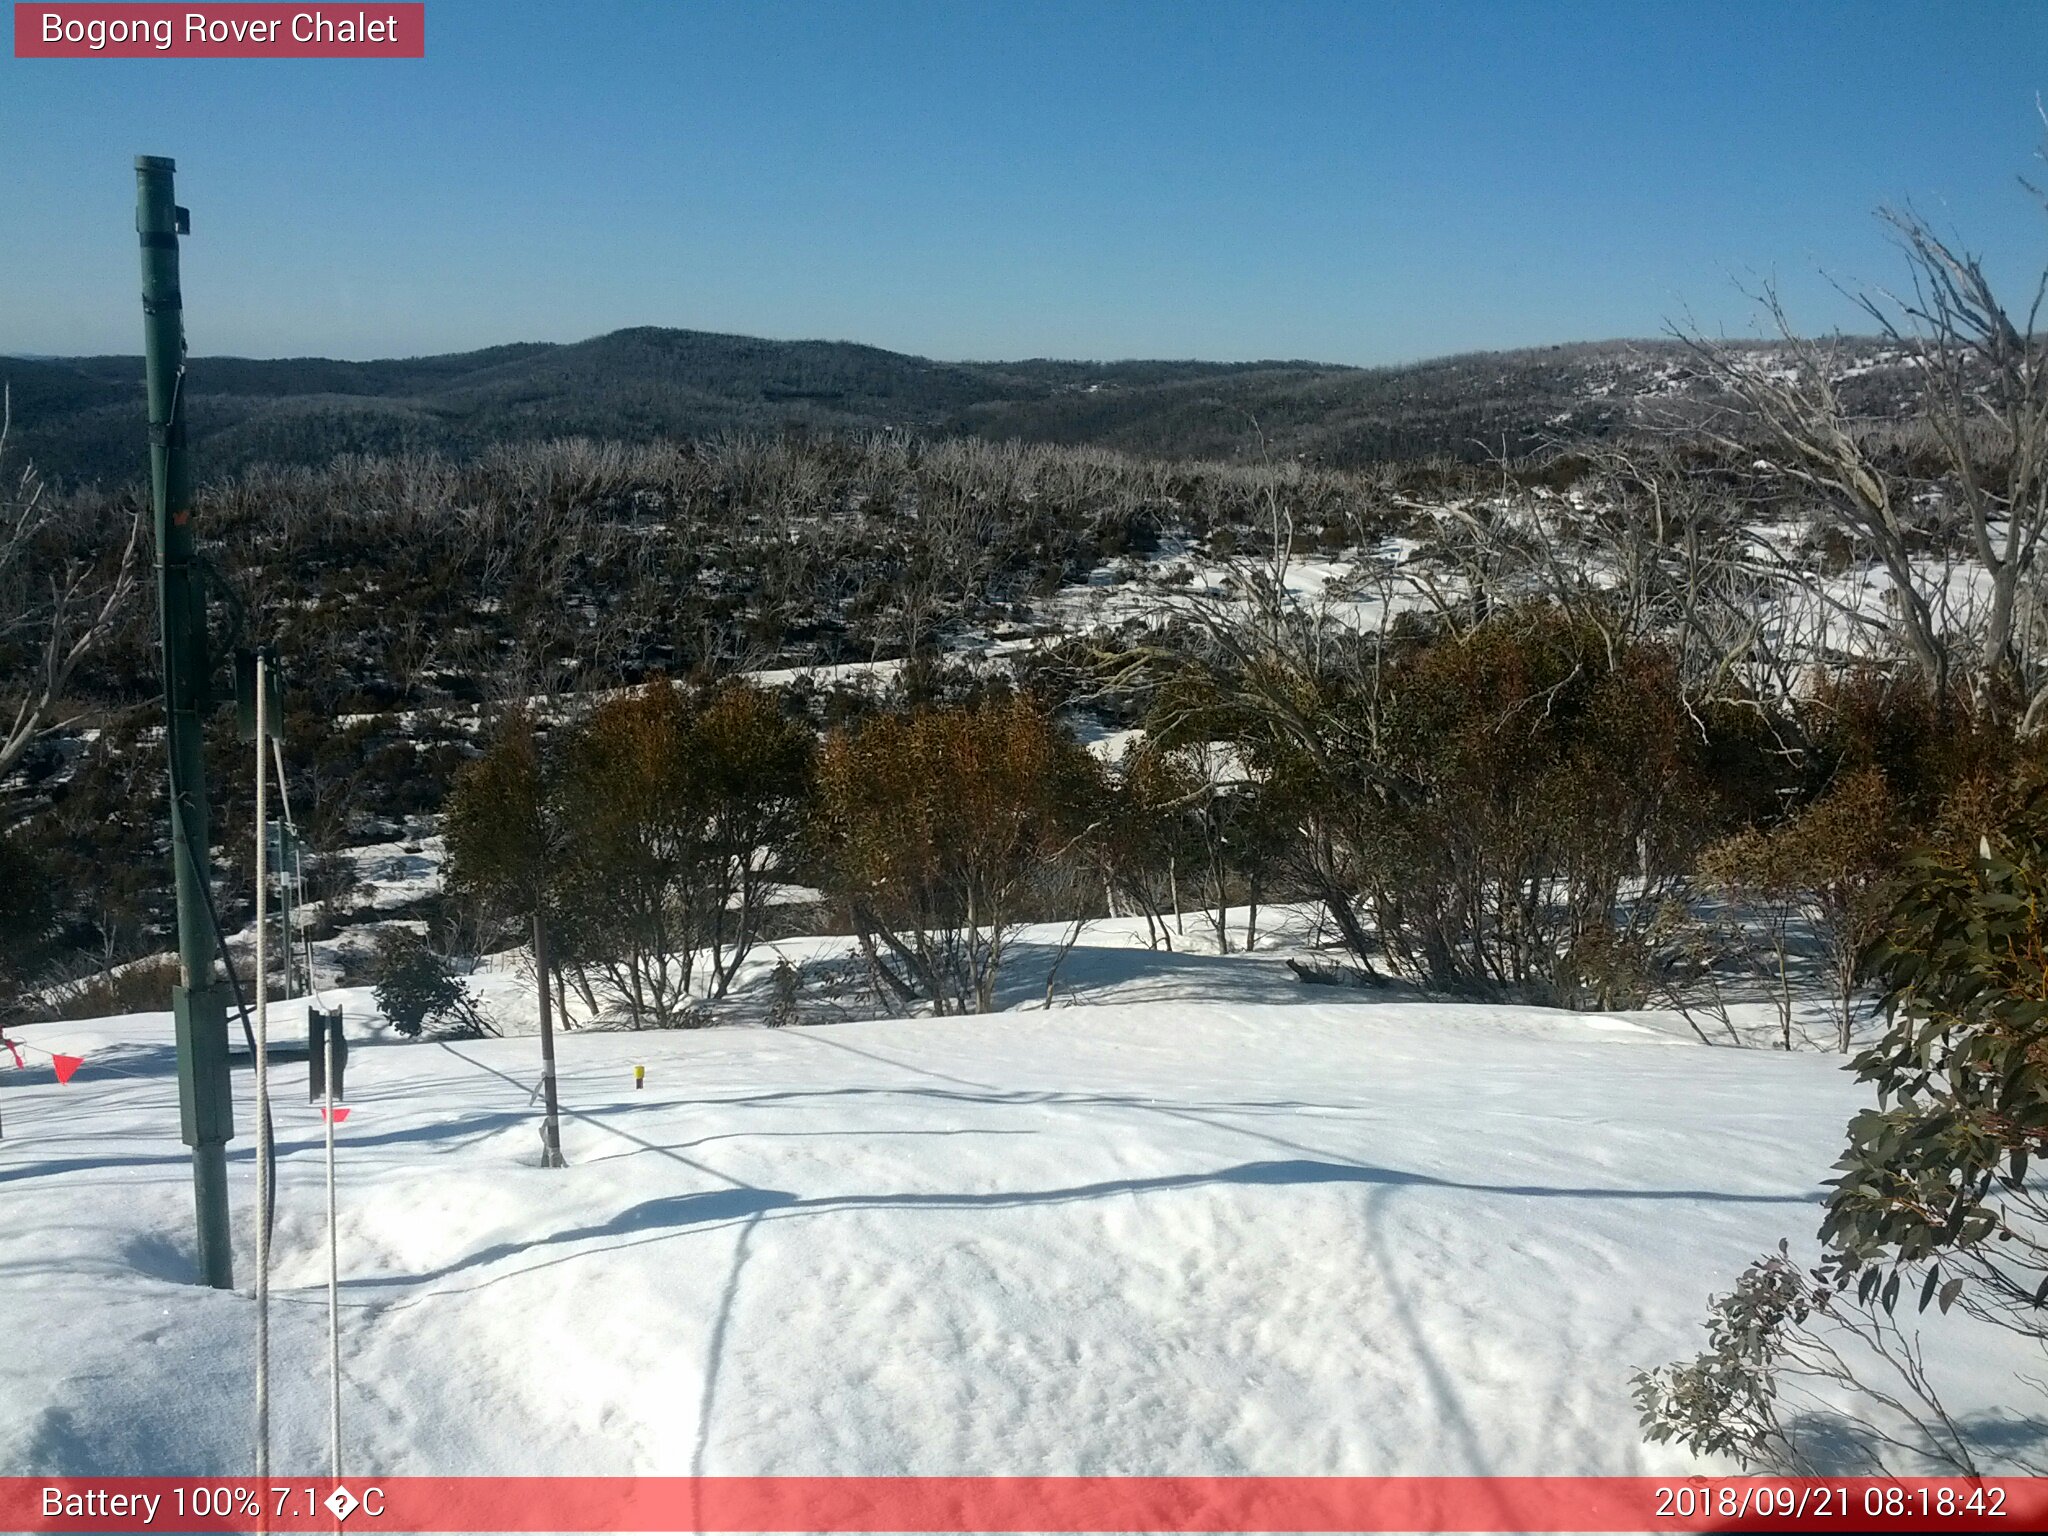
[318,1105,351,1123]
[50,1055,84,1085]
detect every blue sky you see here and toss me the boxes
[3,0,2045,364]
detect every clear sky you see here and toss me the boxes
[3,0,2046,364]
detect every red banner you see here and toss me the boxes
[13,4,424,58]
[3,1476,2045,1532]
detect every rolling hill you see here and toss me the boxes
[2,328,1730,487]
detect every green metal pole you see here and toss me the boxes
[138,155,235,1290]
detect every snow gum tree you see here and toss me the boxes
[560,683,702,1028]
[1152,601,1732,1004]
[559,680,812,1025]
[813,694,1099,1014]
[1361,611,1717,1003]
[688,684,815,997]
[1702,769,1902,1051]
[1092,741,1201,951]
[443,708,568,1167]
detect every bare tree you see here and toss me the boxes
[1861,203,2048,726]
[1674,159,2048,729]
[1677,301,1956,693]
[0,389,142,782]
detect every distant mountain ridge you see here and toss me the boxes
[0,326,1901,486]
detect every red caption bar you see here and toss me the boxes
[4,1476,2047,1533]
[14,4,424,57]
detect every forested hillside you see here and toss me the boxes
[2,327,1924,487]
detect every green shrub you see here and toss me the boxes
[1637,781,2048,1476]
[1820,781,2048,1322]
[370,929,490,1038]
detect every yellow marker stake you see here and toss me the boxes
[634,1064,645,1091]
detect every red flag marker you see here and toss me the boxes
[319,1105,351,1122]
[0,1036,22,1070]
[51,1054,84,1085]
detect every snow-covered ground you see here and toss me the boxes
[3,919,2032,1481]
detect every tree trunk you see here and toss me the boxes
[1210,862,1231,954]
[855,922,918,1007]
[569,963,600,1016]
[1319,882,1382,979]
[1776,929,1793,1053]
[534,909,566,1168]
[1838,953,1855,1054]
